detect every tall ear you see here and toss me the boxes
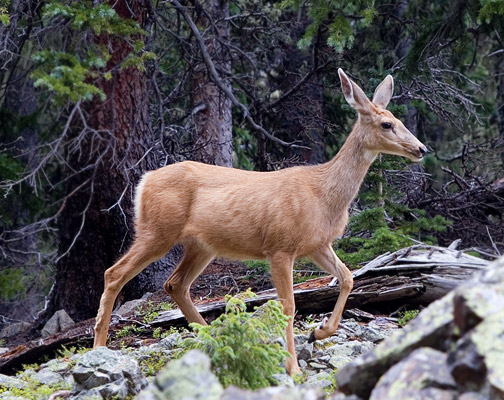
[338,68,371,114]
[372,75,394,109]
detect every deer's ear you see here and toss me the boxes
[338,69,371,114]
[372,75,394,109]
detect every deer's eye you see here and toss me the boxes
[381,122,392,130]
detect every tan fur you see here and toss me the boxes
[93,70,427,376]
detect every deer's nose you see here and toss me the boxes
[419,146,428,157]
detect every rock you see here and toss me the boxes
[369,347,457,400]
[0,373,28,390]
[453,283,504,335]
[457,392,487,400]
[220,384,325,400]
[309,362,327,370]
[306,371,334,390]
[70,347,147,399]
[448,336,486,390]
[156,333,181,350]
[115,299,146,317]
[40,358,72,373]
[453,310,504,397]
[271,373,295,387]
[336,291,455,398]
[41,310,75,337]
[0,321,32,338]
[296,342,313,362]
[294,334,309,346]
[0,347,8,355]
[299,359,308,369]
[136,350,223,400]
[336,256,504,400]
[32,368,65,386]
[328,355,353,370]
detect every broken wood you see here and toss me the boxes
[0,243,489,374]
[152,243,489,327]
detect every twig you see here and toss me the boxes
[168,0,308,149]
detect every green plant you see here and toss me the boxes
[181,289,290,389]
[243,260,270,274]
[153,327,162,339]
[115,324,145,339]
[398,310,420,327]
[138,300,173,324]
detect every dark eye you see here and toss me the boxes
[381,122,392,130]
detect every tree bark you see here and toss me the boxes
[43,0,179,324]
[269,14,325,165]
[191,0,233,167]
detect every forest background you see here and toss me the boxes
[0,0,503,330]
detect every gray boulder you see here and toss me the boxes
[136,350,223,400]
[115,299,146,317]
[370,347,457,400]
[41,309,75,337]
[220,384,325,400]
[336,255,504,400]
[70,347,147,399]
[0,321,32,338]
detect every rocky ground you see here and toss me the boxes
[0,254,502,399]
[0,311,401,399]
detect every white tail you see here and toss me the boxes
[93,69,427,375]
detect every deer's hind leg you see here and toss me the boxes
[94,233,171,347]
[308,244,353,342]
[270,252,301,376]
[164,238,216,325]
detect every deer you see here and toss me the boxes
[93,69,427,376]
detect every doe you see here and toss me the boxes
[93,69,427,375]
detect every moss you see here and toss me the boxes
[470,311,504,392]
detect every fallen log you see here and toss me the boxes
[152,243,489,327]
[0,243,489,374]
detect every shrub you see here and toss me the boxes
[181,289,290,390]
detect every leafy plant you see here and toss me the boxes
[181,289,290,389]
[115,324,145,339]
[398,310,420,327]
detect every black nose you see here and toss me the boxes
[419,147,428,157]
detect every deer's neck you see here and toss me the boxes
[318,126,377,218]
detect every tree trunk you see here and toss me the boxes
[43,0,179,324]
[268,12,325,165]
[191,0,233,167]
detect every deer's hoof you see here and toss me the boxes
[308,317,328,343]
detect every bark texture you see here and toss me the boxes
[45,0,178,323]
[191,0,233,167]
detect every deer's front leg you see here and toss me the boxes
[308,244,353,342]
[269,252,301,376]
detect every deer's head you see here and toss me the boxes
[338,69,427,162]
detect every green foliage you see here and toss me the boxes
[0,0,8,25]
[139,350,174,377]
[32,51,106,104]
[478,0,504,24]
[42,2,144,35]
[31,0,152,104]
[181,289,291,389]
[279,0,375,51]
[137,300,173,324]
[0,268,26,300]
[0,362,71,400]
[398,309,420,326]
[115,324,145,339]
[243,259,270,274]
